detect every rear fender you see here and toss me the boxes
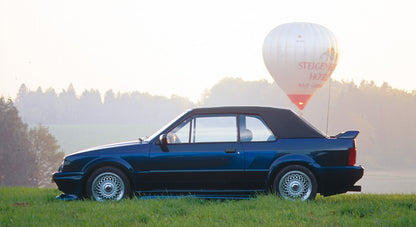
[266,154,320,189]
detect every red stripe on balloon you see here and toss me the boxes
[287,94,313,110]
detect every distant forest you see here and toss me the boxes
[14,78,416,170]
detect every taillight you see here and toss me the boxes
[348,142,357,166]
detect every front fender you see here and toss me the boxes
[82,157,135,181]
[266,153,320,189]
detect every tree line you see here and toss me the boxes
[15,84,194,125]
[0,98,64,187]
[4,77,416,184]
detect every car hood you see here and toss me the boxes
[68,140,149,157]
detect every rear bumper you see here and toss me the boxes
[52,171,84,196]
[316,165,364,196]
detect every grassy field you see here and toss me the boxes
[1,187,415,226]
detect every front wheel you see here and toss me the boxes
[273,165,317,201]
[86,167,131,201]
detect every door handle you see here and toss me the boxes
[225,148,236,153]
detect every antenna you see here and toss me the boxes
[325,78,332,136]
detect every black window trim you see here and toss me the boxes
[163,113,277,145]
[238,114,277,143]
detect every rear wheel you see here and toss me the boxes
[86,167,131,201]
[273,165,317,200]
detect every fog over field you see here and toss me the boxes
[359,170,416,194]
[14,78,416,193]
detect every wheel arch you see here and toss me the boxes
[81,158,135,197]
[266,154,320,191]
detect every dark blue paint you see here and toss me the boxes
[52,106,364,200]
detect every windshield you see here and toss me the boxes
[146,110,190,141]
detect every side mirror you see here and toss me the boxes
[157,134,169,152]
[158,134,167,145]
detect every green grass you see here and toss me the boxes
[1,187,415,226]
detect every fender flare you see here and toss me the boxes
[266,154,320,190]
[81,157,135,189]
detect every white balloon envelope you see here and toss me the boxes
[263,22,339,110]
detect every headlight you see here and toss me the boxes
[58,163,63,172]
[59,158,72,172]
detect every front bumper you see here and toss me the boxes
[52,171,85,196]
[316,165,364,196]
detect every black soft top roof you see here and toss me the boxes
[189,106,325,139]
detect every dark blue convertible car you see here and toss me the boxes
[53,106,364,201]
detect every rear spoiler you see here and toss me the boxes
[335,131,359,139]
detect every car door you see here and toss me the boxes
[239,114,278,190]
[145,114,245,191]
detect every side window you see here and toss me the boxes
[167,118,190,144]
[240,115,276,142]
[192,115,237,143]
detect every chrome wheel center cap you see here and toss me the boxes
[104,184,113,193]
[291,182,300,192]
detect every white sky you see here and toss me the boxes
[1,0,415,102]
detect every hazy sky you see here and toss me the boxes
[1,0,415,101]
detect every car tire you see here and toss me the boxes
[86,166,132,201]
[273,165,317,200]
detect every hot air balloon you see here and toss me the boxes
[263,22,339,110]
